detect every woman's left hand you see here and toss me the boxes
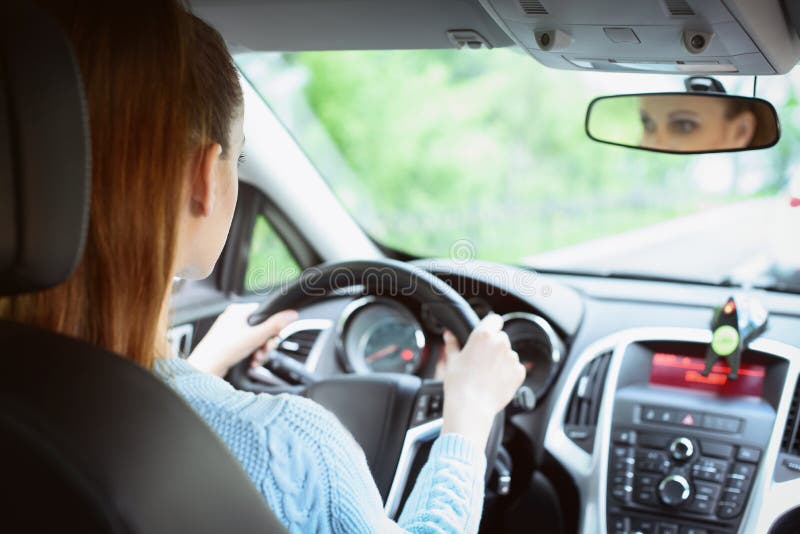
[187,302,298,377]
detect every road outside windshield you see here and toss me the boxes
[236,49,800,292]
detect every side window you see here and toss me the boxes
[244,215,301,293]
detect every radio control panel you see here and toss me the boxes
[607,405,763,534]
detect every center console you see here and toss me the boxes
[605,342,781,534]
[545,328,800,534]
[608,412,763,533]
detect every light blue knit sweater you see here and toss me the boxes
[155,357,486,533]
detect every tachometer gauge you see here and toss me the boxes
[502,312,563,398]
[338,297,426,374]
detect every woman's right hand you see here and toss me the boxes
[440,313,526,450]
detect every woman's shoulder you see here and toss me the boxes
[154,357,284,425]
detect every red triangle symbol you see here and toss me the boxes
[682,414,695,426]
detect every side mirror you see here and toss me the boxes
[585,93,780,154]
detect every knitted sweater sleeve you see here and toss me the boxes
[154,358,486,534]
[278,396,487,534]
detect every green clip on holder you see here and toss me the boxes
[702,295,769,380]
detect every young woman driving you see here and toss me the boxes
[0,2,525,532]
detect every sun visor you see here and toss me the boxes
[479,0,800,75]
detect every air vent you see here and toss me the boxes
[663,0,695,16]
[564,350,613,453]
[519,0,548,16]
[277,328,321,363]
[780,376,800,455]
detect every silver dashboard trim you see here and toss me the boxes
[544,327,800,534]
[246,318,333,385]
[278,318,333,373]
[501,311,564,364]
[384,418,443,519]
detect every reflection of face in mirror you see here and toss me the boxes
[638,95,757,152]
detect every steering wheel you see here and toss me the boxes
[231,259,505,517]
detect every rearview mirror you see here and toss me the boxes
[585,93,780,154]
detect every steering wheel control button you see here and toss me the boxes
[735,446,761,463]
[669,437,695,462]
[658,474,692,507]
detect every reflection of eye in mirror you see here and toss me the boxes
[586,93,780,154]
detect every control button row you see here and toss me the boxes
[609,515,712,534]
[610,446,635,503]
[715,463,755,519]
[692,457,729,484]
[637,450,671,475]
[700,439,759,464]
[640,405,741,433]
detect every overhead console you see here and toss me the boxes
[546,327,800,534]
[479,0,800,74]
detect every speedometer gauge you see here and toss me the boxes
[338,297,426,374]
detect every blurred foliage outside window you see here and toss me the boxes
[236,49,800,285]
[245,215,301,293]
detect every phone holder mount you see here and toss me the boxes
[702,294,768,380]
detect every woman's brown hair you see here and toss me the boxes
[0,1,242,368]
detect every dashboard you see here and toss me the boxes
[332,294,564,399]
[171,259,800,534]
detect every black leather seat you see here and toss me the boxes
[0,3,287,532]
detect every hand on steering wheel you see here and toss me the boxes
[233,258,528,511]
[187,303,298,377]
[440,315,526,450]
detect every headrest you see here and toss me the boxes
[0,1,90,295]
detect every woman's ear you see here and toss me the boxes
[730,110,757,149]
[189,143,223,217]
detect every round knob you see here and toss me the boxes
[669,437,694,462]
[658,474,691,507]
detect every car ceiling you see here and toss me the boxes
[189,0,513,51]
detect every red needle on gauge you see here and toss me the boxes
[366,344,398,363]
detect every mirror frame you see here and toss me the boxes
[584,92,781,155]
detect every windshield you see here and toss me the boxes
[236,49,800,292]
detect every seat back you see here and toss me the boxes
[0,2,287,532]
[0,320,287,533]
